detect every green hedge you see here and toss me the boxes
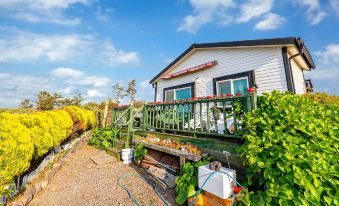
[238,91,339,205]
[0,106,95,196]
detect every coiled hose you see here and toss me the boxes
[116,173,170,206]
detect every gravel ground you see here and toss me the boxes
[28,140,176,206]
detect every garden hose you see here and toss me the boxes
[189,170,244,206]
[116,173,170,206]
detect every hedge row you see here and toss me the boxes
[239,91,339,205]
[0,107,96,195]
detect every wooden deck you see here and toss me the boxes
[133,140,201,170]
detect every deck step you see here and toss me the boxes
[107,148,121,159]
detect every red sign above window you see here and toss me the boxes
[162,60,218,80]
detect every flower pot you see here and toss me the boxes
[121,148,134,164]
[247,87,256,93]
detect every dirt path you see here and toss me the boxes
[28,140,176,206]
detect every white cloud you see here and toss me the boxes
[295,0,326,25]
[51,67,85,78]
[101,41,140,65]
[0,0,89,26]
[0,67,115,107]
[0,28,140,65]
[255,13,286,30]
[87,89,105,98]
[178,0,289,33]
[314,44,339,63]
[51,67,111,88]
[177,0,235,33]
[237,0,273,23]
[60,86,75,95]
[330,0,339,16]
[305,43,339,94]
[95,7,114,21]
[0,30,91,62]
[140,79,151,89]
[0,72,53,107]
[136,79,154,102]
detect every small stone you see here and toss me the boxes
[12,201,24,206]
[34,184,42,193]
[23,186,35,204]
[39,180,49,188]
[52,163,61,170]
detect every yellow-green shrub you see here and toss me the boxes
[19,110,73,159]
[0,106,94,196]
[84,109,96,128]
[304,92,339,105]
[0,113,34,194]
[47,110,73,146]
[64,106,95,130]
[20,112,55,158]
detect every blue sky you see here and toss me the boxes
[0,0,338,107]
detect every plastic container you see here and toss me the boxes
[198,165,236,199]
[121,148,134,164]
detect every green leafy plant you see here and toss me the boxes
[88,128,120,149]
[238,91,339,205]
[175,159,209,205]
[134,143,148,162]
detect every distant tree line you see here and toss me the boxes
[20,91,83,110]
[19,79,139,111]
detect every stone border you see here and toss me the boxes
[9,131,91,206]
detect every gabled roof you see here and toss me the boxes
[150,37,315,84]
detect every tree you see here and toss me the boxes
[60,93,83,107]
[35,91,62,110]
[19,99,33,109]
[112,82,126,103]
[126,80,136,102]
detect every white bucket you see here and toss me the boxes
[121,148,134,164]
[198,165,236,199]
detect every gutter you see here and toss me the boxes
[152,83,157,102]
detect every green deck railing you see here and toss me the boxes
[142,92,257,139]
[112,92,257,145]
[111,105,139,149]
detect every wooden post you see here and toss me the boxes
[102,100,109,128]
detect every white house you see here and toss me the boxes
[150,37,315,102]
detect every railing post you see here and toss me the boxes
[126,106,134,148]
[111,108,115,127]
[245,92,257,112]
[142,105,147,131]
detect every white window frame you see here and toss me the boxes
[216,77,249,95]
[164,86,191,101]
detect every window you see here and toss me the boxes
[165,87,191,101]
[165,90,174,101]
[213,71,254,96]
[216,77,249,95]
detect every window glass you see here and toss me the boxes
[233,78,248,94]
[217,80,231,95]
[175,88,191,101]
[165,90,174,101]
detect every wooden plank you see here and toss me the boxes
[133,140,201,162]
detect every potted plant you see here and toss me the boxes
[134,143,148,165]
